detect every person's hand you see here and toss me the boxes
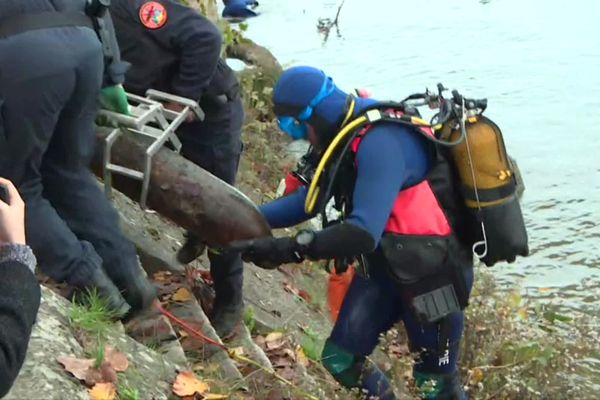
[100,84,130,115]
[228,236,302,269]
[0,178,26,245]
[164,102,197,123]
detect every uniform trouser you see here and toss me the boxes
[176,97,245,309]
[0,28,141,292]
[329,250,474,388]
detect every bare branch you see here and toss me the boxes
[317,0,346,44]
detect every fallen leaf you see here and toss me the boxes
[89,382,117,400]
[104,347,128,372]
[230,346,245,357]
[265,332,283,343]
[172,287,194,302]
[282,348,296,360]
[84,362,118,387]
[272,356,293,368]
[172,371,210,397]
[469,367,484,385]
[203,394,229,399]
[297,289,312,303]
[295,346,309,368]
[266,339,286,351]
[57,356,95,381]
[153,271,173,282]
[254,336,266,348]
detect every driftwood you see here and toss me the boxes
[91,128,272,247]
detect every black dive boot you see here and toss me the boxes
[176,232,206,264]
[76,268,131,319]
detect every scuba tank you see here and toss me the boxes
[436,91,529,266]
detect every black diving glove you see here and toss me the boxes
[228,223,375,270]
[227,236,303,269]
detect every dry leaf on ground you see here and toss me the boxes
[57,356,95,381]
[266,337,286,351]
[104,346,129,372]
[265,332,283,344]
[172,371,210,397]
[296,289,312,303]
[295,346,309,368]
[88,382,117,400]
[469,368,484,385]
[230,346,245,357]
[172,287,194,302]
[84,362,118,387]
[254,335,266,348]
[153,271,173,282]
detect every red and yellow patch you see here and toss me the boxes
[139,1,168,30]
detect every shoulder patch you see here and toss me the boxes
[139,1,168,30]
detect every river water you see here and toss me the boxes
[232,0,600,315]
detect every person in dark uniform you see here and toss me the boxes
[0,0,157,319]
[109,0,246,338]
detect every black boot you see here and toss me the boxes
[176,232,206,264]
[120,271,157,315]
[209,249,244,339]
[107,258,158,316]
[75,267,131,319]
[211,296,244,339]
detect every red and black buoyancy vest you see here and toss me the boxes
[350,119,452,238]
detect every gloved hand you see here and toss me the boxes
[228,236,302,269]
[100,84,130,115]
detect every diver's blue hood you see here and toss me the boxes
[273,66,378,143]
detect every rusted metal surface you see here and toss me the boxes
[92,128,272,247]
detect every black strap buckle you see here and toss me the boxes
[412,284,461,324]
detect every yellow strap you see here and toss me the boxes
[340,97,356,128]
[305,116,369,214]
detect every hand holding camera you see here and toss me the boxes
[0,178,26,245]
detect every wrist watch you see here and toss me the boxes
[294,229,316,255]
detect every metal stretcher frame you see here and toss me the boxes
[97,89,204,209]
